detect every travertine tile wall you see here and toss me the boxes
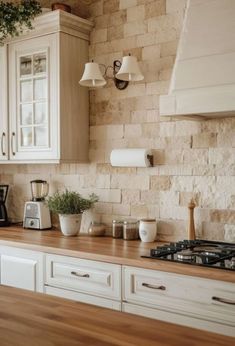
[1,0,235,241]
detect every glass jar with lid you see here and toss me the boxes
[112,220,123,238]
[123,219,139,240]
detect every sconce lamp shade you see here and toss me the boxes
[79,62,106,87]
[116,56,144,82]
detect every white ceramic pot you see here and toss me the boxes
[59,214,82,236]
[139,219,157,242]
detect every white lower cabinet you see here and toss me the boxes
[45,254,122,311]
[0,246,44,292]
[123,266,235,337]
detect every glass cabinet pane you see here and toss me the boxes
[33,53,46,74]
[21,127,33,147]
[35,127,47,146]
[35,102,46,124]
[20,104,33,125]
[34,78,47,100]
[20,56,32,76]
[20,80,32,102]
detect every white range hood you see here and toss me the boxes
[160,0,235,119]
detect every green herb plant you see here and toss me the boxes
[47,190,98,215]
[0,0,41,45]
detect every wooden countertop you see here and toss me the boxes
[0,285,233,346]
[0,226,234,283]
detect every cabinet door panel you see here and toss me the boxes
[0,246,44,292]
[0,46,8,161]
[8,34,59,161]
[1,255,36,291]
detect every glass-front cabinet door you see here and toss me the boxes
[8,34,59,161]
[0,46,8,161]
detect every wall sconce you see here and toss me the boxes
[79,54,144,90]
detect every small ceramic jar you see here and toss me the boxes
[139,219,157,242]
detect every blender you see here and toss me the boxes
[0,185,10,227]
[23,180,51,230]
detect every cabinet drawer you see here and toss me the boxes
[45,286,121,311]
[123,266,235,327]
[46,254,121,300]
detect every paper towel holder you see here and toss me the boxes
[110,148,154,167]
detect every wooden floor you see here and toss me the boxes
[0,285,233,346]
[0,226,234,283]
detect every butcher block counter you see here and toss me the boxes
[0,226,234,283]
[0,285,233,346]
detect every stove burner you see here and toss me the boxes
[144,240,235,271]
[177,250,195,261]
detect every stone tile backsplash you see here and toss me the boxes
[1,0,235,242]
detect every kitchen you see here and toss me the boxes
[0,0,234,345]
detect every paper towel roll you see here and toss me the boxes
[110,149,153,167]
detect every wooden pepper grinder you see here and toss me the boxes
[188,199,196,240]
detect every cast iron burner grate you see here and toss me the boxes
[142,240,235,271]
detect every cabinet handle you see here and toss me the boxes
[1,132,6,156]
[71,271,90,278]
[11,132,16,156]
[212,296,235,305]
[142,283,166,290]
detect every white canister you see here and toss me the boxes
[139,219,157,242]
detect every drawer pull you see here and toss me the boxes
[71,271,90,278]
[142,283,166,290]
[212,296,235,305]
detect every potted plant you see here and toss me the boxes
[0,0,41,45]
[47,190,98,236]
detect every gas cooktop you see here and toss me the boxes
[142,240,235,271]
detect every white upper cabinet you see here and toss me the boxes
[2,10,93,163]
[0,46,8,161]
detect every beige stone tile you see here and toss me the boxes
[192,133,217,148]
[120,0,137,10]
[142,45,161,60]
[107,25,124,41]
[122,189,140,204]
[124,124,142,138]
[124,21,147,37]
[95,202,113,215]
[89,0,103,17]
[210,209,235,224]
[209,148,235,165]
[127,5,145,22]
[145,0,166,19]
[112,203,131,216]
[104,0,119,14]
[131,204,148,218]
[111,174,149,190]
[179,192,201,207]
[160,40,178,57]
[90,28,107,44]
[109,10,127,26]
[166,0,187,14]
[141,190,160,204]
[94,14,109,29]
[142,123,160,138]
[136,32,155,47]
[150,176,171,191]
